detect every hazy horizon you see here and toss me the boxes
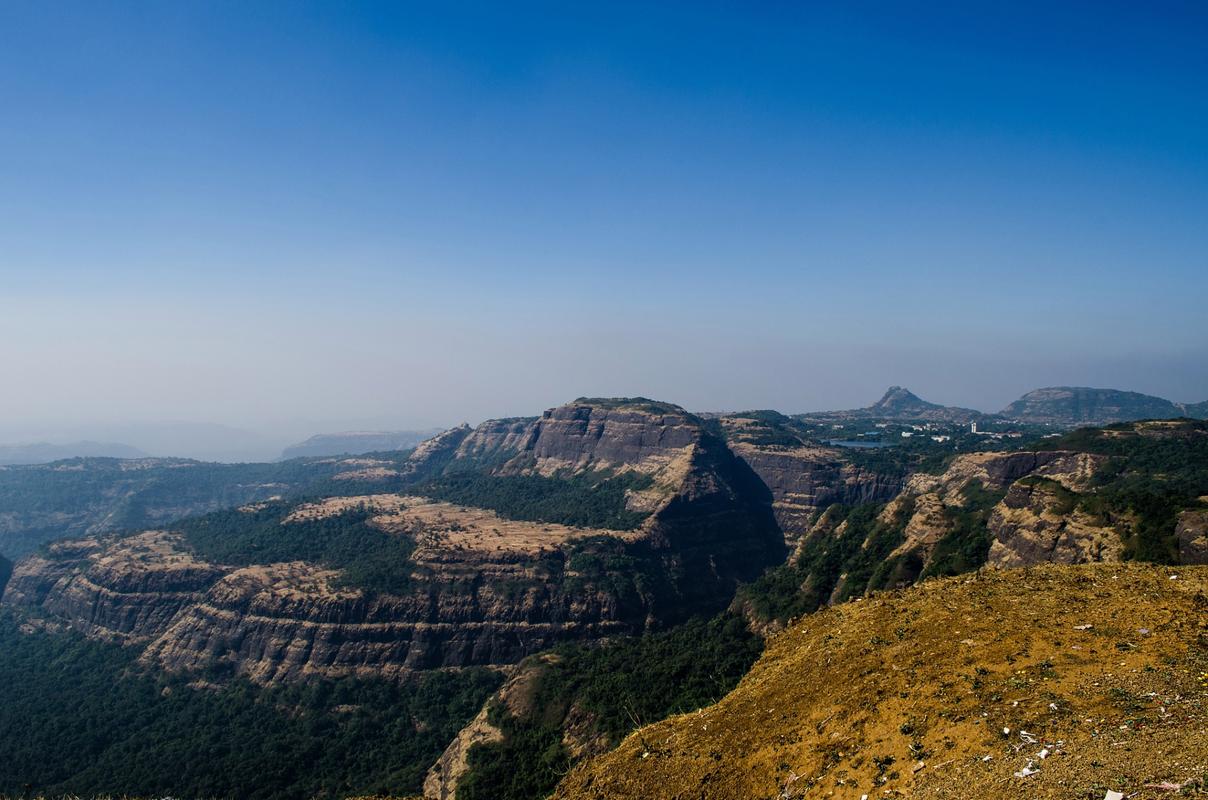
[2,375,1205,463]
[3,2,1206,447]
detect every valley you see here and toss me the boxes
[2,393,1206,800]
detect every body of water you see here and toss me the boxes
[825,439,894,449]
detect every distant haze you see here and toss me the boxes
[2,3,1205,446]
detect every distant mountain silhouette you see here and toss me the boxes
[0,441,148,466]
[1000,386,1208,426]
[806,386,984,423]
[280,429,444,460]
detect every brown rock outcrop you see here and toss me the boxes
[2,531,225,644]
[727,443,902,545]
[986,480,1122,567]
[1176,509,1208,564]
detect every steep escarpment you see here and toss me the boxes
[3,532,226,643]
[520,401,701,475]
[3,399,784,685]
[728,443,901,544]
[554,564,1208,800]
[399,418,537,482]
[716,413,903,545]
[738,423,1208,630]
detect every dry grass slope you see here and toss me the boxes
[554,564,1208,800]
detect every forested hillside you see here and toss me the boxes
[0,610,499,800]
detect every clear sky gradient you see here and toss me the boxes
[2,1,1206,440]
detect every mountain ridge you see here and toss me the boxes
[280,429,444,460]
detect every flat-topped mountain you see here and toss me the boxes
[3,397,785,685]
[279,428,443,460]
[1001,386,1207,426]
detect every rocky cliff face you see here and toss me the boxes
[3,400,784,685]
[399,418,537,481]
[4,512,649,684]
[881,450,1120,572]
[520,402,700,475]
[1177,509,1208,564]
[726,442,902,545]
[713,413,905,546]
[3,532,226,643]
[902,450,1102,500]
[986,479,1123,567]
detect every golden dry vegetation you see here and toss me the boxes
[555,564,1208,800]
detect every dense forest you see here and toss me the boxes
[0,611,500,800]
[417,471,655,531]
[177,501,418,595]
[457,614,763,800]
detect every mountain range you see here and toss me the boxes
[810,385,1208,427]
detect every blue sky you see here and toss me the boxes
[1,1,1206,437]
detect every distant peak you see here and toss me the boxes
[872,386,925,409]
